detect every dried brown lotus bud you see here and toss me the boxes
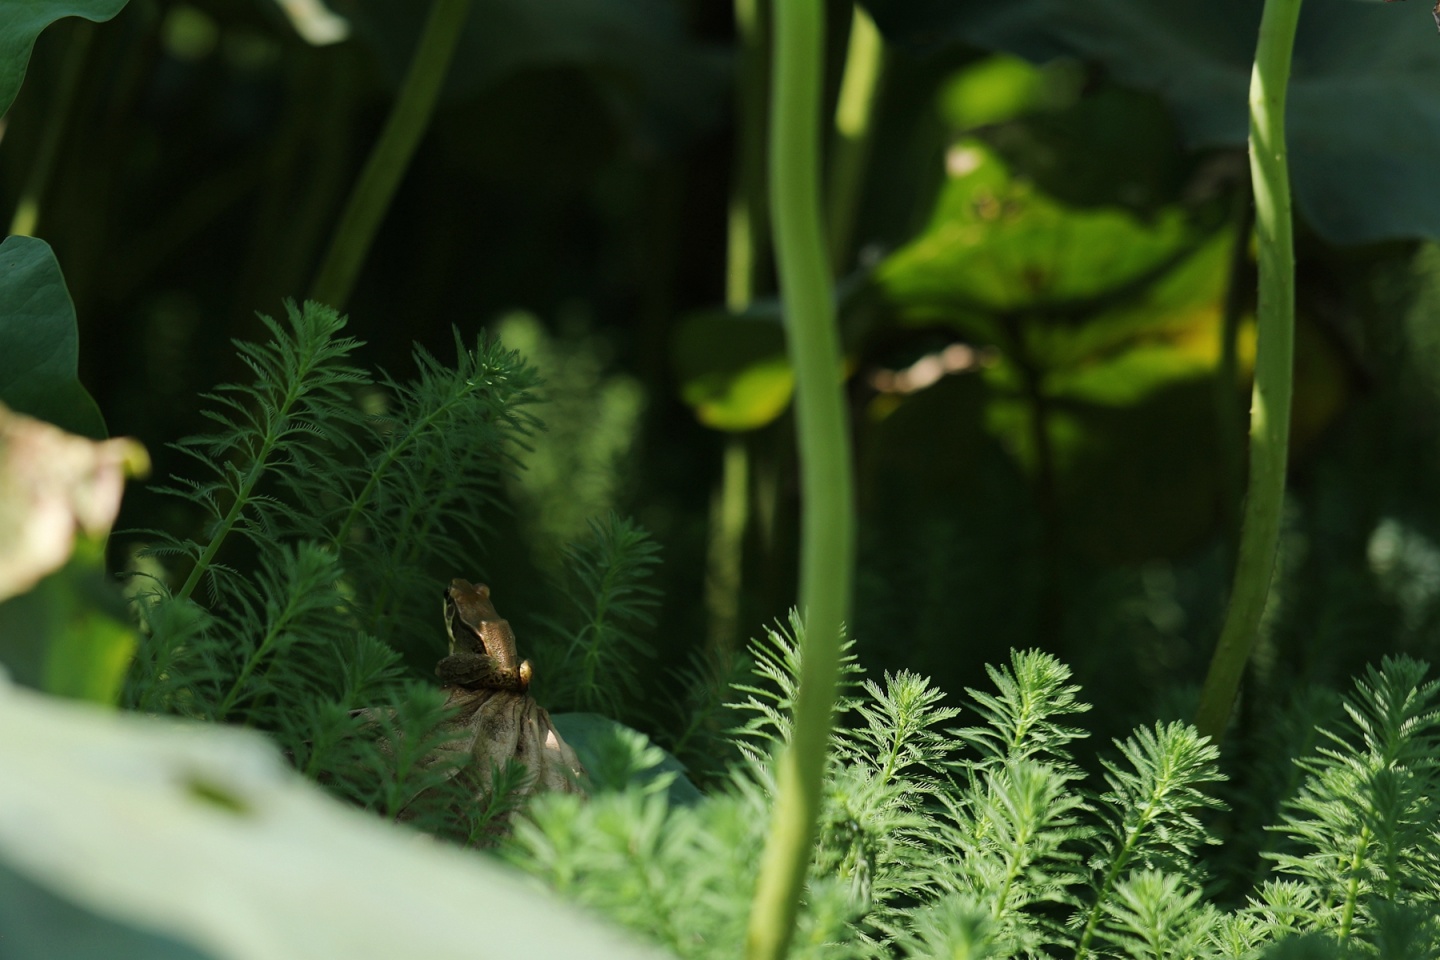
[437,685,587,801]
[373,686,587,846]
[391,582,587,844]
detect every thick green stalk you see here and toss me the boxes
[310,0,471,310]
[1194,0,1303,745]
[1214,190,1255,566]
[744,0,855,956]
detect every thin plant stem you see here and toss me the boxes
[707,0,769,657]
[744,0,855,955]
[1194,0,1303,745]
[725,0,770,310]
[309,0,472,310]
[825,3,884,271]
[9,22,93,237]
[706,436,750,654]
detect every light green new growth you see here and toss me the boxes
[1195,0,1304,744]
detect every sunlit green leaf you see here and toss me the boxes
[875,139,1203,336]
[862,0,1440,243]
[938,53,1075,130]
[870,138,1248,560]
[673,307,794,431]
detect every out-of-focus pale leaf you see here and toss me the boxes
[0,404,146,604]
[0,673,676,960]
[0,406,144,702]
[269,0,348,45]
[0,0,128,117]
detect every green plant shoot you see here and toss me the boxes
[745,0,857,955]
[1195,0,1303,745]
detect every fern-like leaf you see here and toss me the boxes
[956,648,1091,770]
[1099,870,1216,960]
[728,611,862,765]
[529,513,663,719]
[147,301,369,607]
[1266,655,1440,944]
[299,330,542,651]
[1072,721,1224,959]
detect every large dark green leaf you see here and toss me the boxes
[863,0,1440,243]
[0,236,105,438]
[345,0,728,143]
[0,0,128,117]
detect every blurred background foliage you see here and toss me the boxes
[8,0,1440,748]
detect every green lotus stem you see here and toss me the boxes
[707,0,768,657]
[825,3,885,270]
[744,0,855,955]
[310,0,472,310]
[706,436,750,654]
[725,0,770,311]
[1194,0,1303,745]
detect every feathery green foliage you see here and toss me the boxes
[103,302,1440,957]
[117,301,645,846]
[958,648,1092,769]
[285,326,542,652]
[507,625,1440,959]
[664,642,753,786]
[527,513,663,720]
[146,302,368,608]
[1264,655,1440,943]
